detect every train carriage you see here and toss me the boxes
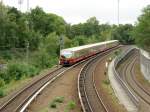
[60,40,119,65]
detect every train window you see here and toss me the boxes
[61,51,72,58]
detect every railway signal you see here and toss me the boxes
[59,35,64,50]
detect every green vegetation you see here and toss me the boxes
[103,80,110,85]
[0,2,149,96]
[0,88,5,97]
[49,96,64,109]
[49,101,57,108]
[133,5,150,52]
[67,100,76,110]
[49,96,76,111]
[54,96,64,103]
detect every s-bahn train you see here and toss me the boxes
[59,40,119,65]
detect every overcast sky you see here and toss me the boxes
[3,0,150,25]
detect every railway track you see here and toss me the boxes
[117,49,150,110]
[0,66,68,112]
[115,48,139,107]
[0,46,120,112]
[124,51,150,106]
[131,59,150,103]
[78,48,118,112]
[0,48,114,112]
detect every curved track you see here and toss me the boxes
[0,48,114,112]
[125,54,150,105]
[0,46,119,112]
[0,67,68,112]
[118,50,150,108]
[78,48,118,112]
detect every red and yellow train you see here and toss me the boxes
[59,40,119,65]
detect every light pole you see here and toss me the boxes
[117,0,120,25]
[26,0,29,64]
[18,0,23,11]
[27,0,29,11]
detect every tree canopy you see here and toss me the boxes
[133,5,150,52]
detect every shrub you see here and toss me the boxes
[49,101,57,108]
[1,62,39,82]
[54,96,64,103]
[103,80,110,85]
[0,89,5,97]
[33,51,58,69]
[67,101,76,110]
[0,69,10,83]
[1,51,12,60]
[27,65,39,77]
[0,78,5,87]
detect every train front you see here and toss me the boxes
[59,50,74,66]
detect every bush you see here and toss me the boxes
[0,51,12,60]
[6,62,39,80]
[33,51,57,69]
[49,101,57,108]
[0,69,10,83]
[103,80,110,85]
[0,89,5,97]
[54,96,64,103]
[0,78,5,87]
[67,101,76,110]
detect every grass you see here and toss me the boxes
[0,66,58,98]
[54,96,64,103]
[101,75,126,112]
[0,78,32,98]
[67,100,76,110]
[0,89,5,97]
[38,108,49,112]
[49,101,57,108]
[48,97,76,112]
[64,100,76,112]
[49,96,64,109]
[102,79,110,85]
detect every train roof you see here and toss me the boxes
[61,40,118,52]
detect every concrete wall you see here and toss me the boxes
[140,49,150,81]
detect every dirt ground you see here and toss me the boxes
[27,63,84,112]
[94,52,127,112]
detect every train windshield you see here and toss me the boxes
[61,51,72,58]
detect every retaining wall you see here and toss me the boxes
[140,49,150,81]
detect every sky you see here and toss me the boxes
[2,0,150,25]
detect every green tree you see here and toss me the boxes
[29,7,66,36]
[133,5,150,51]
[112,24,134,44]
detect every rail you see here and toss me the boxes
[113,47,139,107]
[78,46,120,112]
